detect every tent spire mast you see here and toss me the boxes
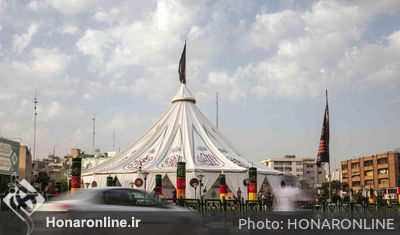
[216,92,219,129]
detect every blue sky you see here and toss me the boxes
[0,0,399,170]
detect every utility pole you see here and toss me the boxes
[92,114,96,155]
[216,92,219,129]
[33,90,38,161]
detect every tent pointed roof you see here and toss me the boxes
[83,84,280,176]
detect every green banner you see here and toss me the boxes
[249,167,257,183]
[177,162,186,178]
[71,158,82,177]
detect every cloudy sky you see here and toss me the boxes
[0,0,399,169]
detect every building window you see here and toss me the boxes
[318,171,322,174]
[353,181,360,187]
[365,180,374,185]
[364,171,373,176]
[377,158,388,165]
[351,163,360,169]
[364,160,373,167]
[379,179,389,185]
[378,169,388,175]
[342,164,347,170]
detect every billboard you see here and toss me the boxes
[0,137,19,176]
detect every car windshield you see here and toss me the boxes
[102,189,166,207]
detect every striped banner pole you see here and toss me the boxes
[219,172,227,201]
[249,167,257,201]
[177,162,186,199]
[155,174,163,199]
[71,157,82,193]
[107,174,113,186]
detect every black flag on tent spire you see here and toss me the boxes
[317,90,329,166]
[178,42,186,84]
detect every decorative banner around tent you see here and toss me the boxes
[71,157,82,193]
[155,174,162,198]
[177,162,186,199]
[135,178,143,187]
[219,172,227,201]
[249,167,257,201]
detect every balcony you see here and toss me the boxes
[352,176,360,181]
[342,169,348,174]
[364,175,374,180]
[351,168,360,172]
[379,184,389,189]
[377,163,388,169]
[364,166,373,171]
[342,178,348,182]
[378,174,389,179]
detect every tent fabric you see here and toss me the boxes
[82,84,283,197]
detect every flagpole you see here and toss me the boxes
[326,89,332,203]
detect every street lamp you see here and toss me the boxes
[193,182,199,199]
[130,181,134,188]
[142,171,149,190]
[198,174,204,199]
[85,182,90,189]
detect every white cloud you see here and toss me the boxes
[12,24,39,54]
[27,0,47,11]
[60,24,79,35]
[83,81,110,101]
[0,47,77,100]
[250,10,303,49]
[339,31,400,87]
[47,101,61,118]
[46,0,94,15]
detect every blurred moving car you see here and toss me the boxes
[38,187,190,212]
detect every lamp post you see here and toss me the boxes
[193,182,199,199]
[198,174,204,199]
[142,171,149,191]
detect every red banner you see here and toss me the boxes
[71,176,81,188]
[220,185,227,194]
[249,183,257,193]
[177,178,186,189]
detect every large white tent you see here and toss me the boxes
[82,83,294,199]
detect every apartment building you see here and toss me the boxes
[261,155,326,187]
[341,151,400,192]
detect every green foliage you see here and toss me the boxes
[332,194,342,203]
[60,178,69,192]
[36,171,50,191]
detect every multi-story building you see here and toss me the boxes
[18,146,32,183]
[341,151,400,193]
[261,155,326,188]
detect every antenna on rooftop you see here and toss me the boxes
[33,89,38,161]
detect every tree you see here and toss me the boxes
[321,180,342,198]
[36,172,50,192]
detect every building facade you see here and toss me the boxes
[18,146,32,183]
[261,155,326,188]
[341,152,400,193]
